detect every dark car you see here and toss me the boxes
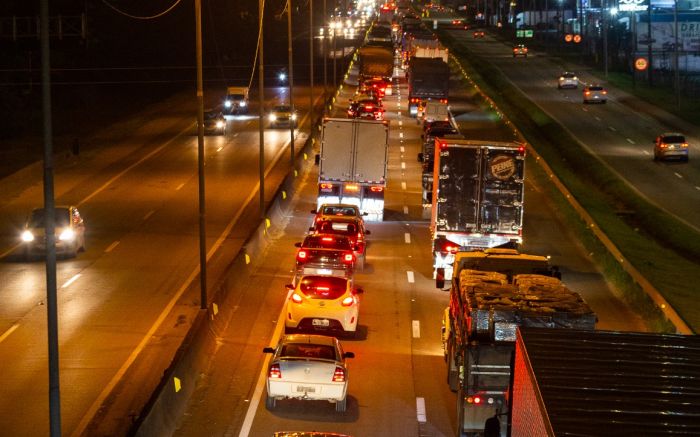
[203,111,226,135]
[20,206,86,259]
[347,99,385,120]
[294,234,356,283]
[309,217,371,270]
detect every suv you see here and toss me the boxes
[20,206,86,259]
[582,85,607,104]
[654,133,689,162]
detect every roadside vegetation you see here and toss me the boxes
[438,29,700,333]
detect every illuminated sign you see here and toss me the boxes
[635,57,649,70]
[619,0,648,12]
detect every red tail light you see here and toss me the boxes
[440,98,448,104]
[345,184,360,192]
[291,293,303,303]
[269,363,282,379]
[320,183,334,189]
[322,237,334,242]
[518,145,526,154]
[332,366,346,382]
[602,90,607,95]
[341,296,355,307]
[438,238,460,254]
[467,395,482,404]
[343,253,355,264]
[296,250,308,262]
[365,105,374,110]
[370,186,384,192]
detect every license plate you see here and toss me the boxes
[316,269,332,275]
[312,319,330,327]
[297,385,316,393]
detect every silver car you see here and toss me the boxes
[263,334,355,412]
[582,85,607,104]
[268,105,297,128]
[654,133,689,162]
[558,72,578,89]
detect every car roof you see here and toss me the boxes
[661,132,684,137]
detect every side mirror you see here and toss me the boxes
[285,283,295,290]
[343,352,355,359]
[436,267,445,289]
[263,347,275,354]
[294,242,302,248]
[417,152,423,162]
[364,229,371,235]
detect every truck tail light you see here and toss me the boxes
[518,145,526,154]
[438,238,460,254]
[370,186,383,192]
[343,253,355,264]
[269,363,282,379]
[440,98,448,104]
[320,183,334,189]
[467,395,482,404]
[291,293,303,303]
[332,366,346,382]
[341,296,355,307]
[296,250,308,262]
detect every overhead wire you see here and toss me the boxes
[100,0,183,20]
[248,0,266,90]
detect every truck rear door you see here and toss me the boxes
[478,147,524,235]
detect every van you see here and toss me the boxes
[223,86,249,114]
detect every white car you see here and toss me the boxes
[558,72,578,89]
[263,334,355,412]
[583,85,608,104]
[285,275,360,337]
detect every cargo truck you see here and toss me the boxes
[317,118,389,221]
[430,140,525,280]
[358,46,394,82]
[223,86,249,115]
[440,252,596,436]
[407,57,449,115]
[511,327,700,436]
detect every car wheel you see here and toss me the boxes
[265,393,276,410]
[335,397,347,412]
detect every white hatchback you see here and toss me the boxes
[558,72,578,89]
[263,334,355,412]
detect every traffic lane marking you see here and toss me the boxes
[0,323,20,344]
[405,233,411,244]
[105,241,120,253]
[412,320,420,338]
[416,397,427,422]
[407,271,415,283]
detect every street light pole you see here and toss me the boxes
[194,0,207,310]
[287,0,295,167]
[603,0,609,78]
[323,0,328,105]
[259,0,266,218]
[674,0,680,110]
[309,0,315,131]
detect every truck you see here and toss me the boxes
[317,118,389,221]
[430,140,526,280]
[407,57,449,115]
[357,45,394,93]
[223,86,249,115]
[440,250,596,436]
[511,327,700,436]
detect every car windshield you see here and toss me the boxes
[29,208,70,228]
[227,94,245,99]
[280,343,337,360]
[273,106,291,112]
[299,276,348,299]
[562,73,575,78]
[662,135,685,143]
[589,86,604,91]
[303,235,353,250]
[204,112,221,120]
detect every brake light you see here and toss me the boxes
[365,105,374,110]
[438,238,460,253]
[320,183,334,189]
[296,250,308,261]
[341,296,355,307]
[317,286,330,291]
[467,395,482,404]
[343,253,355,264]
[518,145,526,154]
[332,366,346,382]
[584,91,591,96]
[291,293,303,303]
[602,90,607,95]
[370,186,384,192]
[322,236,334,242]
[345,184,360,192]
[269,363,282,379]
[440,98,448,104]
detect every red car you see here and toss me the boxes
[309,217,370,270]
[348,99,385,120]
[473,30,485,38]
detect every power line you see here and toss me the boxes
[100,0,183,20]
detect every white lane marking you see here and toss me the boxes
[233,132,239,137]
[0,324,20,344]
[416,397,427,422]
[642,150,650,155]
[626,138,635,144]
[401,181,407,190]
[403,205,409,215]
[674,172,683,179]
[217,146,223,152]
[412,320,421,338]
[608,126,617,132]
[143,210,155,220]
[695,186,700,190]
[594,116,601,121]
[176,182,185,191]
[400,146,405,153]
[399,132,404,139]
[401,162,406,169]
[582,107,588,112]
[407,271,415,283]
[61,274,81,289]
[404,233,411,244]
[399,120,403,126]
[104,241,120,253]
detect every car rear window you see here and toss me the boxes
[589,86,604,91]
[321,206,358,216]
[280,343,337,360]
[662,135,685,143]
[303,235,353,250]
[299,276,348,299]
[316,220,359,235]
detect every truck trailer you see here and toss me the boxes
[407,57,449,115]
[357,45,394,82]
[441,253,596,436]
[317,118,389,221]
[511,328,700,436]
[430,140,526,280]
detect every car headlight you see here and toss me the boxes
[269,114,277,122]
[291,113,298,121]
[21,230,34,242]
[216,121,225,129]
[224,101,232,108]
[239,101,247,107]
[59,228,75,242]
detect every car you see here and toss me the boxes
[311,204,367,224]
[347,99,384,120]
[264,334,354,412]
[654,133,689,162]
[513,44,528,57]
[359,77,392,97]
[20,206,86,259]
[203,110,226,135]
[558,72,579,89]
[473,30,485,38]
[284,275,360,337]
[268,105,297,128]
[294,234,356,282]
[423,119,453,133]
[309,217,370,270]
[582,85,607,103]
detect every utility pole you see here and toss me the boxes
[603,0,609,78]
[674,0,680,110]
[287,0,295,168]
[647,2,653,86]
[195,0,207,310]
[259,0,266,217]
[309,0,314,132]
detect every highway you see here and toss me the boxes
[171,51,647,437]
[440,22,700,231]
